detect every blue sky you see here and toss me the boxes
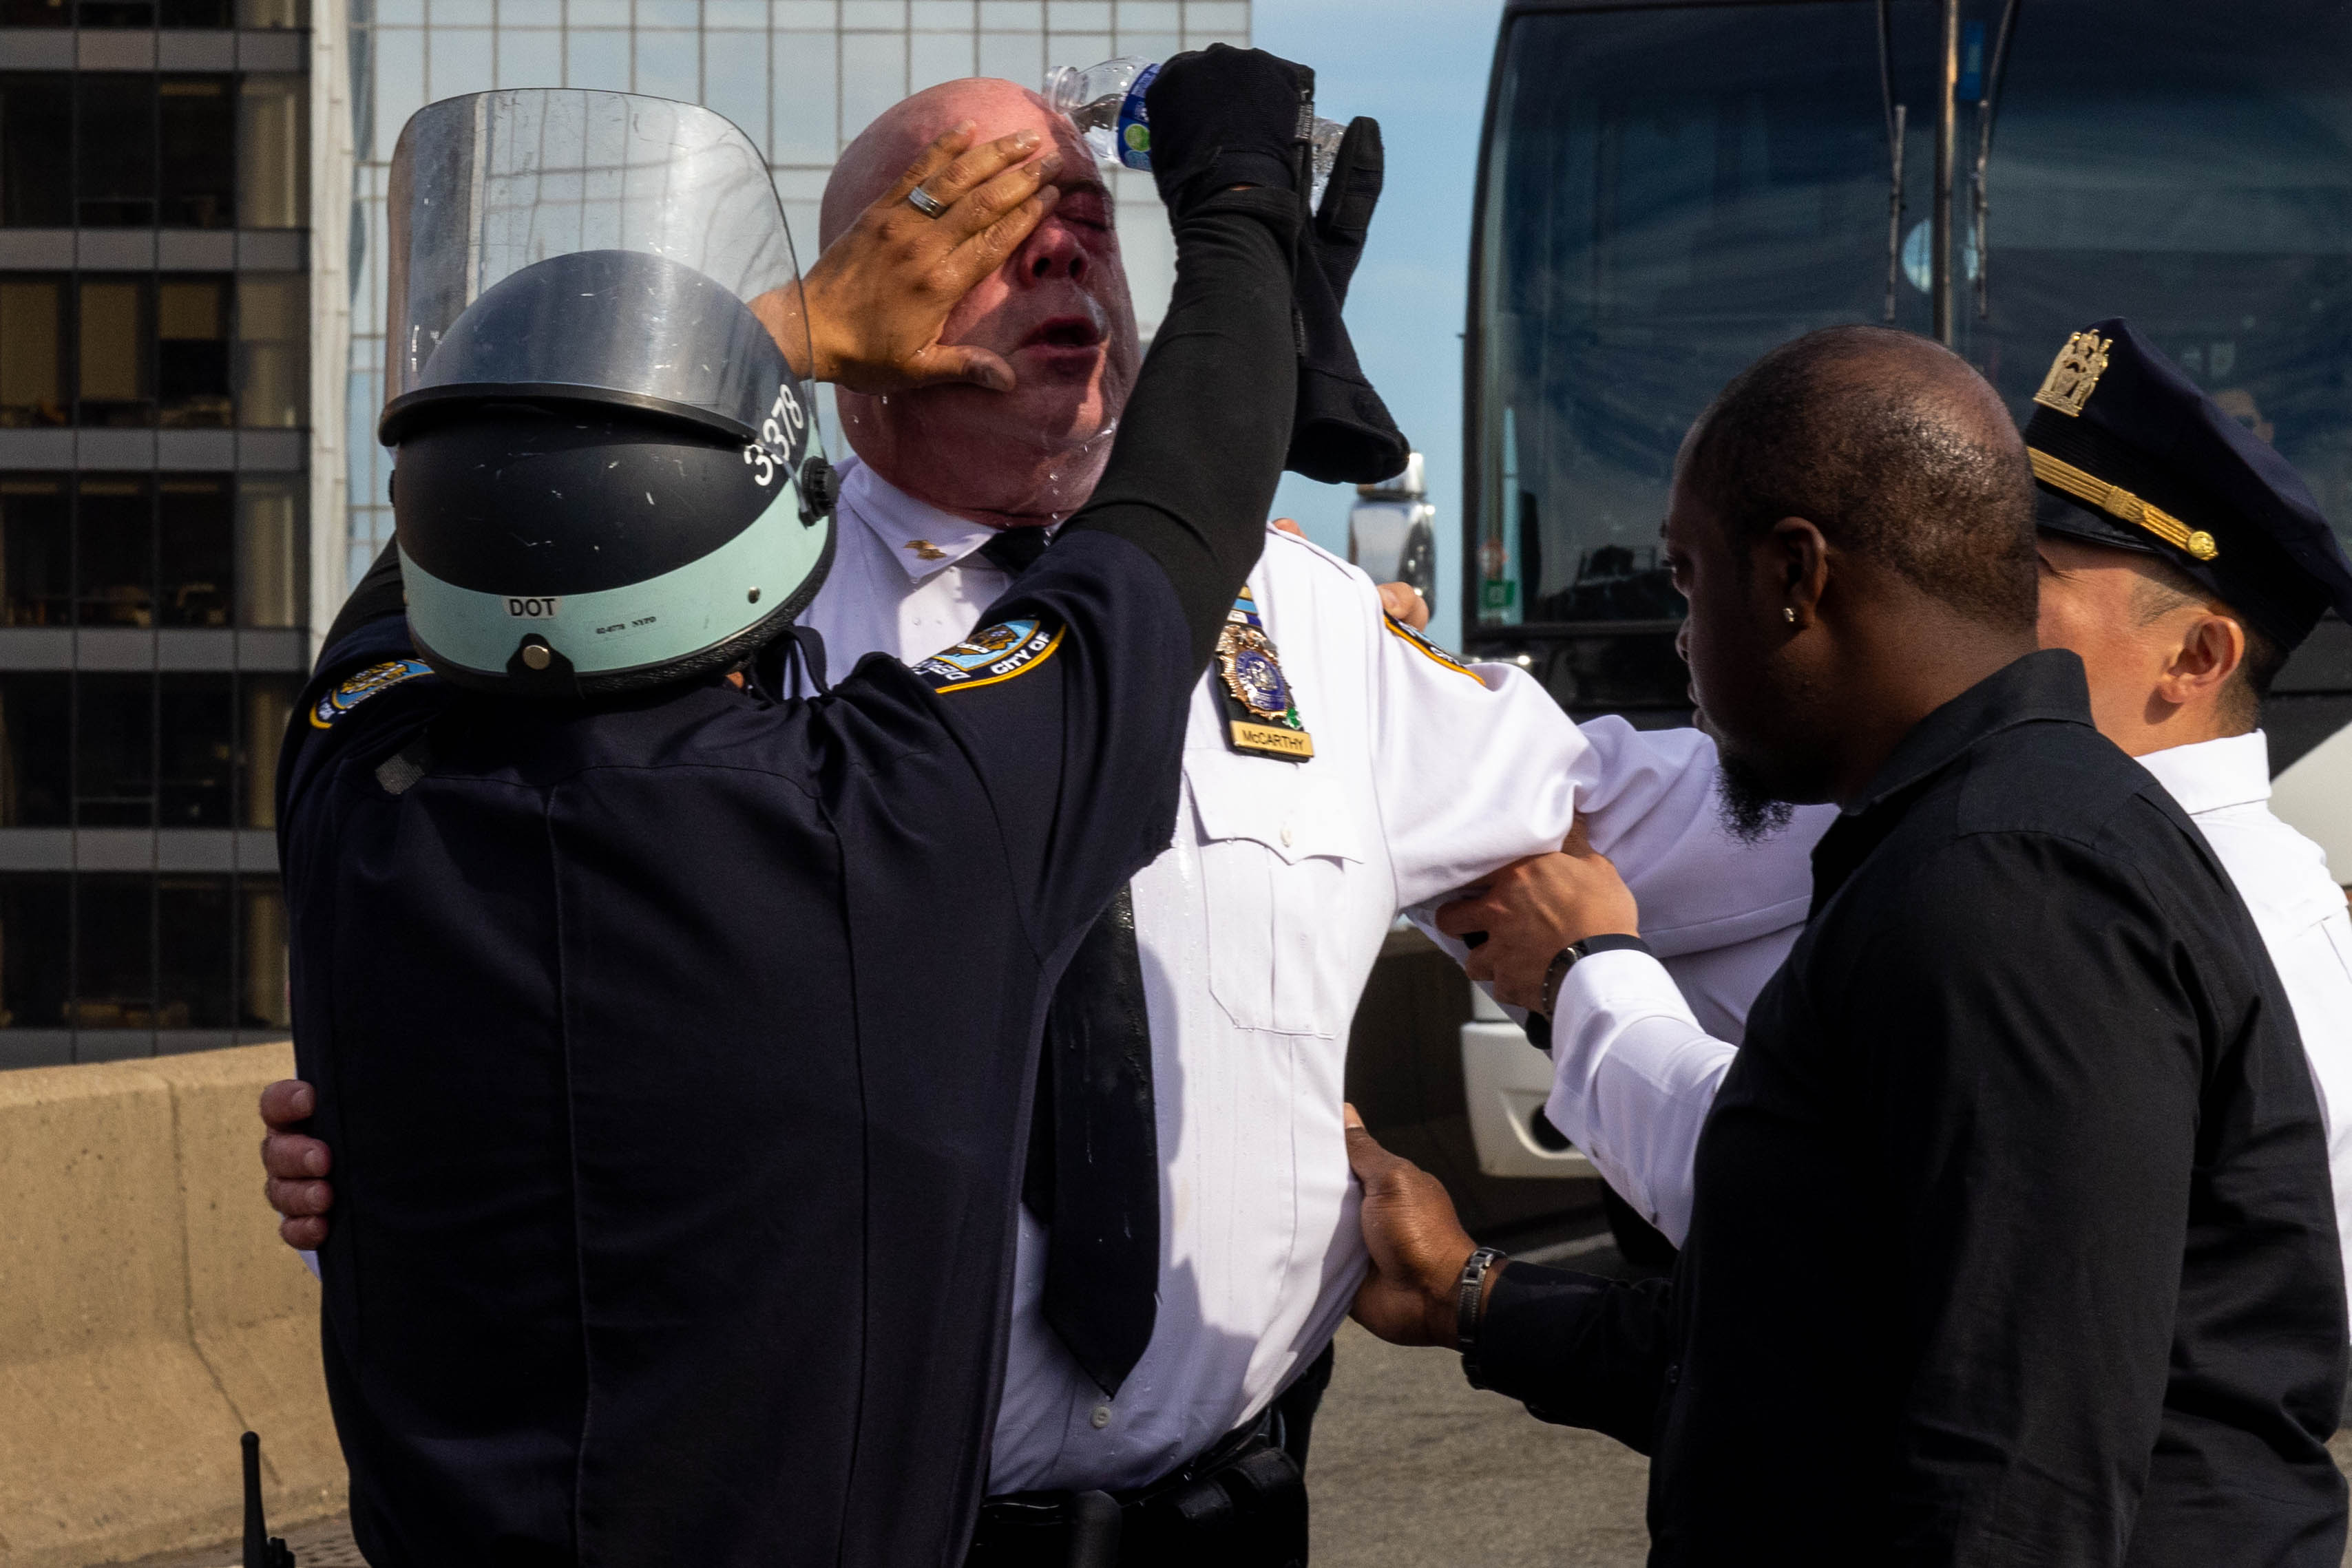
[1254,0,1508,649]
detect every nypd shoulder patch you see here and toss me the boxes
[310,658,437,729]
[915,619,1064,692]
[1383,614,1482,681]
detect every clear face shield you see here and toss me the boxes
[381,87,817,456]
[379,89,834,693]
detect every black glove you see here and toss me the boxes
[1143,47,1407,484]
[1287,116,1410,485]
[1143,43,1314,218]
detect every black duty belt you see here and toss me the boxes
[965,1408,1308,1568]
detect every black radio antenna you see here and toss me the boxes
[241,1432,296,1568]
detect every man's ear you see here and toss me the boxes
[1762,516,1831,631]
[2159,611,2247,708]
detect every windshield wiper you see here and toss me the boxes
[1973,0,2022,319]
[1878,0,1907,324]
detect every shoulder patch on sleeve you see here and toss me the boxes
[915,618,1065,692]
[1382,614,1482,681]
[310,658,437,729]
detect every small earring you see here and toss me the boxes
[1783,606,1797,624]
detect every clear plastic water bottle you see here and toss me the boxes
[1044,56,1347,209]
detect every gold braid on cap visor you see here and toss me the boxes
[2028,448,2220,562]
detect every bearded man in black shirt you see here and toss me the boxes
[1347,325,2349,1565]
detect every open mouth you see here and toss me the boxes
[1021,316,1105,352]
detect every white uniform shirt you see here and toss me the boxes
[801,457,1820,1492]
[1540,729,2352,1322]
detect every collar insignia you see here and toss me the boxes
[905,539,949,561]
[2033,330,2112,417]
[1213,587,1312,761]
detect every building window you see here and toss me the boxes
[0,277,66,427]
[0,0,70,26]
[76,474,152,626]
[0,672,70,826]
[78,277,152,426]
[0,875,69,1031]
[234,273,304,427]
[0,472,303,628]
[76,75,160,227]
[0,72,295,230]
[0,277,297,429]
[158,276,233,427]
[158,77,238,229]
[0,871,288,1037]
[0,76,72,224]
[160,476,233,626]
[71,872,153,1028]
[0,477,70,625]
[0,667,293,828]
[77,672,154,827]
[158,873,235,1026]
[158,673,233,827]
[0,0,297,21]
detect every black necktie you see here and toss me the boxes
[978,526,1161,1397]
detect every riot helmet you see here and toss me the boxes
[380,89,834,697]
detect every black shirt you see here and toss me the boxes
[1480,650,2348,1566]
[279,191,1298,1568]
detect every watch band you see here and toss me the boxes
[1456,1245,1506,1388]
[1539,932,1652,1016]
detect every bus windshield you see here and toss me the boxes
[1472,0,2352,632]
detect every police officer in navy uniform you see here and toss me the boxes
[280,52,1334,1568]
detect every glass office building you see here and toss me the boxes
[0,0,341,1065]
[341,0,1253,584]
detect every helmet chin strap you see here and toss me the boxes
[743,623,832,701]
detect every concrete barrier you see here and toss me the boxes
[0,1042,344,1568]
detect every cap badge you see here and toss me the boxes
[2033,330,2112,418]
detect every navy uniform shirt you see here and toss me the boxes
[278,190,1300,1568]
[1478,651,2349,1566]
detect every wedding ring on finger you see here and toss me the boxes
[905,184,948,219]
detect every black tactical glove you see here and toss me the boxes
[1287,116,1410,485]
[1142,43,1314,218]
[1142,45,1407,484]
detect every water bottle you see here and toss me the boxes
[1044,56,1347,210]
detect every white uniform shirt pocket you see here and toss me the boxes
[1185,752,1365,1036]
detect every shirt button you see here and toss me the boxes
[1280,823,1295,847]
[1090,1403,1113,1430]
[1663,1362,1681,1388]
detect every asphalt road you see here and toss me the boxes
[1307,1229,1654,1568]
[1305,1231,2352,1568]
[115,1228,2352,1568]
